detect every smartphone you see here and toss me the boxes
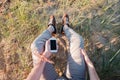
[49,37,57,53]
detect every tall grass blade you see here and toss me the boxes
[109,49,120,64]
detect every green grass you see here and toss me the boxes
[0,0,120,80]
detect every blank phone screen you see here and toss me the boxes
[50,40,57,50]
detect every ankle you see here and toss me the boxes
[48,15,56,34]
[62,14,69,26]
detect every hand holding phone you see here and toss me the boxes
[49,37,58,53]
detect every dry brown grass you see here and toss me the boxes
[0,0,120,80]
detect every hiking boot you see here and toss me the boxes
[48,15,56,34]
[61,14,70,34]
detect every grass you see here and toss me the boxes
[0,0,120,80]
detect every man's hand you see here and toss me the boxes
[80,48,100,80]
[80,49,94,68]
[26,40,53,80]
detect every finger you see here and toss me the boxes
[80,48,85,55]
[80,48,82,52]
[45,40,49,46]
[45,40,50,50]
[80,48,83,54]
